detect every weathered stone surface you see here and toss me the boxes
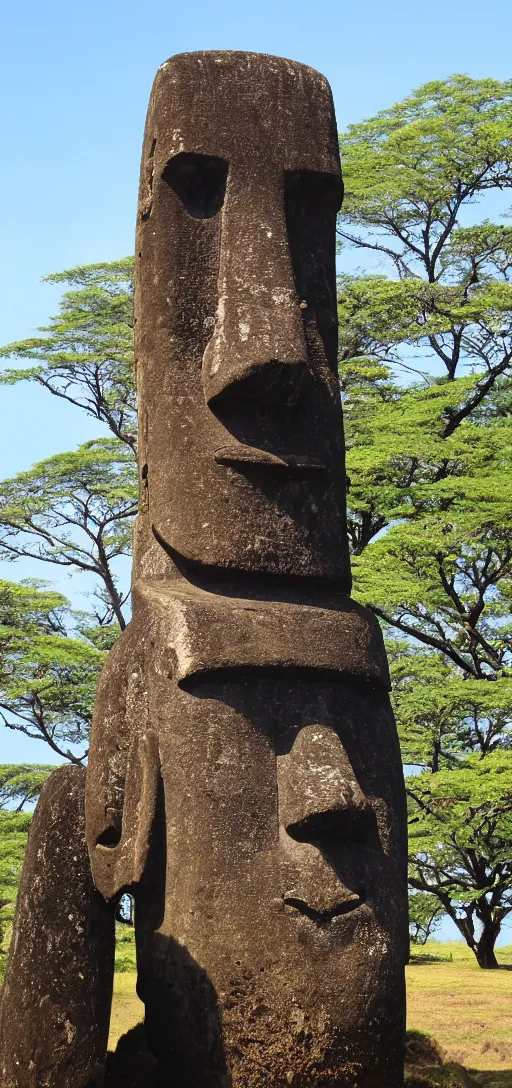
[91,630,407,1086]
[0,765,115,1086]
[86,583,392,897]
[132,50,350,587]
[85,48,408,1088]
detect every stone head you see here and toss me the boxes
[134,50,350,588]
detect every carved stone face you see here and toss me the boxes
[86,584,407,1085]
[133,669,408,1087]
[134,51,350,587]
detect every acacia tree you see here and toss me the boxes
[0,808,31,981]
[407,753,512,968]
[0,263,137,764]
[0,440,137,630]
[0,765,56,811]
[389,645,512,773]
[0,259,136,450]
[0,579,105,761]
[407,891,444,946]
[338,75,512,965]
[339,74,512,551]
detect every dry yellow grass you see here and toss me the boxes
[108,940,512,1085]
[108,971,144,1050]
[407,941,512,1084]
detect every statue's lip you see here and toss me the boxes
[283,892,364,924]
[214,444,326,472]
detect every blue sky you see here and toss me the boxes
[1,0,511,941]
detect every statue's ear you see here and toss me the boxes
[86,633,160,901]
[89,725,160,901]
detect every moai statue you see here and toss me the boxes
[86,50,408,1087]
[0,50,408,1088]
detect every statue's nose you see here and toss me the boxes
[201,179,308,409]
[278,725,374,919]
[278,725,373,845]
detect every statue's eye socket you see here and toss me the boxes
[162,152,228,219]
[284,169,343,215]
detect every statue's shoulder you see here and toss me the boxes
[130,580,390,690]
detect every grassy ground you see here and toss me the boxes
[407,941,512,1086]
[109,926,143,1051]
[109,937,512,1085]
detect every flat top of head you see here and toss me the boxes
[156,49,329,88]
[148,50,338,172]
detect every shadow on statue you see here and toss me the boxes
[106,937,228,1088]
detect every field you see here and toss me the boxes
[407,942,512,1086]
[109,937,512,1086]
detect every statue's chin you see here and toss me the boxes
[140,924,405,1088]
[219,961,405,1088]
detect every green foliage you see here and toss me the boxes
[0,440,137,629]
[339,75,512,281]
[408,891,444,945]
[0,765,54,981]
[115,923,137,973]
[0,758,53,979]
[0,808,31,981]
[0,259,136,449]
[0,263,138,763]
[339,75,512,965]
[0,764,54,810]
[407,753,512,967]
[390,644,512,772]
[0,579,105,759]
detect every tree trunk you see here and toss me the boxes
[431,739,440,773]
[96,536,126,630]
[433,899,500,970]
[474,921,500,969]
